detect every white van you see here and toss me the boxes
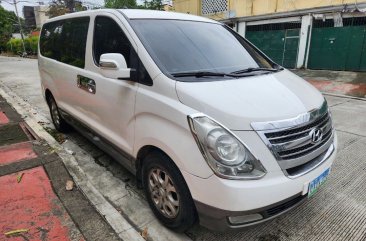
[38,9,337,232]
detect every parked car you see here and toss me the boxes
[38,9,337,232]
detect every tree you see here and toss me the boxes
[47,0,88,18]
[103,0,164,10]
[145,0,163,10]
[104,0,137,9]
[0,6,18,53]
[48,0,71,18]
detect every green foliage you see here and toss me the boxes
[103,0,163,10]
[0,6,18,52]
[48,4,69,18]
[6,36,39,54]
[47,0,88,18]
[6,38,21,54]
[145,0,163,10]
[25,36,39,53]
[104,0,137,9]
[48,0,71,18]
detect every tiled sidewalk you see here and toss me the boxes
[0,97,84,241]
[0,167,84,241]
[0,96,120,241]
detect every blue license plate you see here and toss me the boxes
[308,168,330,197]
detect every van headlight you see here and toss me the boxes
[188,114,266,179]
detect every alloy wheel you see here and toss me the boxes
[50,100,60,127]
[148,168,180,218]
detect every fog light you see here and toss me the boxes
[228,213,263,225]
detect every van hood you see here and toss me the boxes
[175,70,325,131]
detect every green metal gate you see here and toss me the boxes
[308,18,366,71]
[246,24,300,69]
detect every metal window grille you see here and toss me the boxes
[343,16,366,26]
[313,16,366,28]
[246,22,301,32]
[201,0,228,15]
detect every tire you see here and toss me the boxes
[142,151,197,232]
[48,96,70,133]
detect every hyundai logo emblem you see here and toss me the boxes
[310,128,323,144]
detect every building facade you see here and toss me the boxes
[23,6,36,29]
[173,0,366,71]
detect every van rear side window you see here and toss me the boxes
[40,17,90,68]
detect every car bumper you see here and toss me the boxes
[183,136,337,231]
[195,192,307,231]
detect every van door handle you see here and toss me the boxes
[77,75,96,94]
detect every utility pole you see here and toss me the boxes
[13,0,26,55]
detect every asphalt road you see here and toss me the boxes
[1,56,366,241]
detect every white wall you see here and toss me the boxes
[297,14,313,68]
[238,21,246,37]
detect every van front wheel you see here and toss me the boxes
[142,151,197,232]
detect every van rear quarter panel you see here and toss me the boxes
[134,75,213,179]
[38,57,60,101]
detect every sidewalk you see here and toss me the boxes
[292,69,366,98]
[0,95,120,241]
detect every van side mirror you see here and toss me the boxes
[99,53,131,80]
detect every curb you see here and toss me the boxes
[0,86,146,241]
[322,92,366,102]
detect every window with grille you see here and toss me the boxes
[313,16,366,28]
[201,0,228,15]
[246,22,301,31]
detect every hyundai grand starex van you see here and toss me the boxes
[38,9,337,232]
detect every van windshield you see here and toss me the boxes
[130,19,279,80]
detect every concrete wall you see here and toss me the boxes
[173,0,200,15]
[34,6,49,29]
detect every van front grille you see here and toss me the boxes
[264,194,306,217]
[252,102,335,178]
[265,112,330,142]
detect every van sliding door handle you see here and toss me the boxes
[77,75,96,94]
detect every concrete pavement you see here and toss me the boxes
[293,69,366,98]
[1,56,366,241]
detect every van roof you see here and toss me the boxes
[119,9,217,23]
[43,9,218,24]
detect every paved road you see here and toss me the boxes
[293,69,366,98]
[1,56,366,241]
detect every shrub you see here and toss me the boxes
[6,36,39,55]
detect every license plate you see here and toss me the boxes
[308,168,330,198]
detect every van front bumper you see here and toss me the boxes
[195,192,307,231]
[183,139,337,231]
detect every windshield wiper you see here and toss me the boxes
[230,67,280,75]
[171,71,237,78]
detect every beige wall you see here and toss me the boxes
[163,4,174,11]
[173,0,200,15]
[173,0,366,18]
[228,0,252,18]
